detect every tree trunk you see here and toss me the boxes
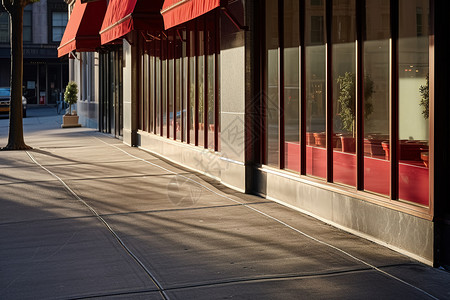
[2,2,31,150]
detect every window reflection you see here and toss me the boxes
[398,0,429,205]
[364,0,390,196]
[198,19,205,147]
[332,0,356,187]
[305,0,326,179]
[189,27,196,145]
[265,0,279,167]
[284,0,300,172]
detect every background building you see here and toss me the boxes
[0,0,69,106]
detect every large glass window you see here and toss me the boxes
[265,0,280,167]
[398,0,429,206]
[305,0,326,179]
[155,44,161,135]
[284,0,300,172]
[206,14,216,150]
[262,0,431,208]
[149,52,154,133]
[364,0,390,196]
[197,18,205,147]
[141,53,148,132]
[139,13,220,151]
[332,0,356,187]
[189,26,196,145]
[162,39,168,137]
[168,34,174,139]
[175,33,182,141]
[182,30,188,142]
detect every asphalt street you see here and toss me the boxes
[1,107,449,299]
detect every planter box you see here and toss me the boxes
[381,140,428,161]
[61,115,81,128]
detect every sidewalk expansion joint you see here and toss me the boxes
[25,150,170,300]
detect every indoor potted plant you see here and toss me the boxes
[419,74,429,167]
[336,72,374,152]
[61,81,81,128]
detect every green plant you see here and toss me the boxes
[64,81,78,115]
[419,74,429,119]
[337,72,374,133]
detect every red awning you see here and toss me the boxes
[57,0,106,57]
[100,0,164,45]
[161,0,220,30]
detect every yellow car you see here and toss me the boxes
[0,87,27,118]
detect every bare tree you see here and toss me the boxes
[1,0,39,150]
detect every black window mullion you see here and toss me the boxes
[390,0,399,200]
[186,28,191,144]
[278,0,285,170]
[194,21,199,146]
[181,32,185,143]
[153,41,157,134]
[166,36,170,138]
[299,0,306,175]
[356,0,365,190]
[160,38,164,136]
[173,31,177,140]
[214,10,220,151]
[326,0,333,183]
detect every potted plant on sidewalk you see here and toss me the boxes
[62,81,81,128]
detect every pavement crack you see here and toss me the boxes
[163,267,375,292]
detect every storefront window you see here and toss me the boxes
[284,0,300,172]
[197,19,205,147]
[364,0,390,196]
[155,43,161,135]
[149,52,154,133]
[332,0,356,187]
[305,0,326,179]
[168,35,174,139]
[398,0,429,206]
[139,13,220,150]
[142,53,148,132]
[182,30,188,142]
[189,25,196,145]
[265,0,279,167]
[207,14,216,150]
[262,0,431,208]
[175,33,182,141]
[162,39,167,137]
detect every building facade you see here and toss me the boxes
[0,0,68,106]
[60,0,450,268]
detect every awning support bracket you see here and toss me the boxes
[221,7,248,31]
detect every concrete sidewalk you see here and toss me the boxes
[1,108,449,299]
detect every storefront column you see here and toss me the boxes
[433,0,450,269]
[122,32,139,146]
